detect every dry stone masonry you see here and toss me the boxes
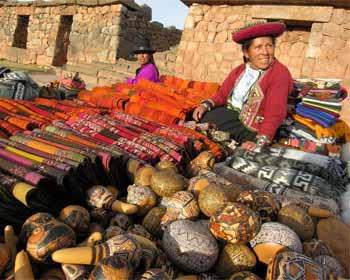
[177,0,350,84]
[0,0,181,73]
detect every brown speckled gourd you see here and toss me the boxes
[150,171,186,197]
[142,207,166,237]
[59,205,90,236]
[134,166,157,186]
[198,184,240,217]
[88,255,133,280]
[278,204,315,241]
[214,243,257,278]
[155,161,178,173]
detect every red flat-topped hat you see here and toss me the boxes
[232,22,286,44]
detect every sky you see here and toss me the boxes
[135,0,188,29]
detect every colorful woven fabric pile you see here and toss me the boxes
[0,97,226,232]
[78,75,220,125]
[279,79,350,153]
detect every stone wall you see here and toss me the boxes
[175,3,350,84]
[0,0,182,67]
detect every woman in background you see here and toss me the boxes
[126,38,160,85]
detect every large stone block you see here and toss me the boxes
[290,42,306,57]
[1,47,18,62]
[196,21,208,31]
[187,41,199,52]
[16,6,34,15]
[331,8,347,25]
[207,31,216,43]
[208,22,218,32]
[323,22,344,37]
[191,4,205,16]
[301,58,315,77]
[313,59,346,78]
[184,15,195,30]
[250,5,332,22]
[277,54,290,66]
[341,29,350,40]
[305,45,320,59]
[226,15,241,24]
[59,6,76,15]
[214,30,228,43]
[217,22,228,32]
[322,36,346,50]
[194,30,208,42]
[36,54,52,66]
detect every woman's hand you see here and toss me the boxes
[192,104,207,122]
[241,141,257,151]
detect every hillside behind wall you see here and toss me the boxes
[176,1,350,86]
[0,0,181,68]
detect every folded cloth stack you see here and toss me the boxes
[290,80,349,144]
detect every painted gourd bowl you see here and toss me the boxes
[162,220,219,273]
[209,203,261,244]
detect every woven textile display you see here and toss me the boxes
[227,156,337,199]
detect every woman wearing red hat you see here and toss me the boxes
[193,22,293,150]
[126,38,160,85]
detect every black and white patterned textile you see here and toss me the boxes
[0,71,40,100]
[214,163,339,215]
[227,156,338,199]
[268,147,345,185]
[232,147,338,184]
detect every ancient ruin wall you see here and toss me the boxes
[0,1,182,67]
[175,4,350,84]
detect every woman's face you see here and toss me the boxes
[244,36,275,70]
[137,53,151,65]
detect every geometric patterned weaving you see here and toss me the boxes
[228,156,338,199]
[233,147,335,183]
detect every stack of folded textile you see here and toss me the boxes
[281,79,350,150]
[78,75,220,126]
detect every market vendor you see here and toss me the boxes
[126,38,160,85]
[193,22,294,150]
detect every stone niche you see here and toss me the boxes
[0,0,182,67]
[177,0,350,85]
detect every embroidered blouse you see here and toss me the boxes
[227,63,264,111]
